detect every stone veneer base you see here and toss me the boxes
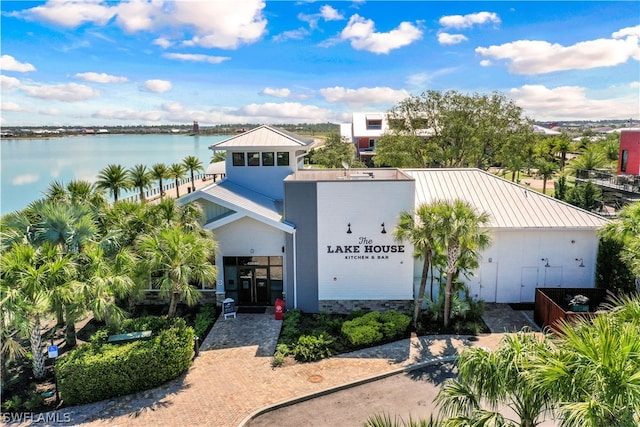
[318,299,412,314]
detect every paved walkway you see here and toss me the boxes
[26,307,528,427]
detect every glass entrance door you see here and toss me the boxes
[238,267,269,305]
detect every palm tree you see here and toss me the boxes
[433,200,491,327]
[96,164,131,202]
[30,201,104,346]
[168,163,187,198]
[66,180,107,209]
[567,146,608,177]
[551,136,572,171]
[150,198,204,232]
[603,202,640,278]
[128,164,152,202]
[136,226,216,317]
[535,158,557,195]
[528,297,640,427]
[394,203,442,325]
[0,242,74,378]
[151,163,169,200]
[435,332,553,427]
[182,155,204,192]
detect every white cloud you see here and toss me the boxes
[143,79,172,93]
[1,75,22,90]
[92,108,165,122]
[510,84,640,120]
[21,0,116,28]
[162,53,230,64]
[22,82,100,101]
[406,68,457,88]
[299,5,344,29]
[630,81,640,88]
[437,32,467,45]
[272,28,310,42]
[174,0,267,49]
[476,27,640,74]
[153,37,173,49]
[319,86,410,106]
[19,0,267,50]
[1,102,24,112]
[113,0,163,33]
[12,174,40,185]
[320,5,343,21]
[75,72,128,83]
[613,25,640,39]
[161,102,184,113]
[0,55,36,72]
[260,87,291,98]
[236,102,333,122]
[39,108,60,115]
[340,14,422,54]
[439,11,500,29]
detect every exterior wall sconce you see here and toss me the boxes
[541,257,550,267]
[575,258,585,267]
[347,223,352,234]
[381,223,386,234]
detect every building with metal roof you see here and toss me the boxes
[181,126,609,312]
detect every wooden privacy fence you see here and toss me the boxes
[534,287,609,333]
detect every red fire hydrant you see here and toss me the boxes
[274,298,285,320]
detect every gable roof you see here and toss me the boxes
[403,168,609,230]
[179,179,294,233]
[209,125,315,150]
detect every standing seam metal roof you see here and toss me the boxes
[209,125,315,149]
[403,168,609,229]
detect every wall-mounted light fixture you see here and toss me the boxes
[346,223,352,234]
[575,258,585,268]
[541,257,550,267]
[381,222,387,234]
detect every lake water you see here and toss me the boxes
[1,133,229,214]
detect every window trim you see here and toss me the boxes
[262,152,275,166]
[232,152,245,166]
[277,152,290,166]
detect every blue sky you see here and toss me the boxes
[1,1,639,126]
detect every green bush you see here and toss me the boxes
[56,316,194,405]
[280,309,302,345]
[342,310,410,347]
[193,304,216,338]
[380,310,411,339]
[292,334,333,362]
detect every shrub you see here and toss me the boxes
[380,310,411,339]
[270,352,285,368]
[342,310,410,347]
[280,309,302,345]
[193,304,216,338]
[292,334,333,362]
[56,316,194,405]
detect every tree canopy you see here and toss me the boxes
[374,90,533,169]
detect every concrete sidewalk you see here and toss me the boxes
[29,310,511,427]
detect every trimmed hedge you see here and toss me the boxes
[341,311,410,347]
[56,316,194,405]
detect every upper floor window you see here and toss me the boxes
[277,152,290,166]
[262,152,275,166]
[248,152,260,166]
[369,139,375,148]
[366,119,382,130]
[232,152,245,166]
[620,150,629,173]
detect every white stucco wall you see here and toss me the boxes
[213,216,287,291]
[413,228,600,303]
[316,180,415,300]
